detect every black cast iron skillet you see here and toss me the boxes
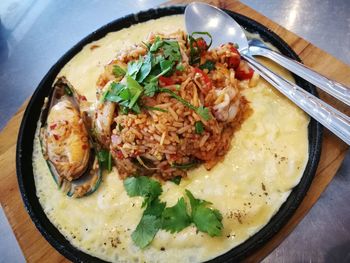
[16,5,322,262]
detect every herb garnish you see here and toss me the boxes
[123,176,223,248]
[112,65,126,78]
[199,60,215,71]
[97,149,112,172]
[195,121,204,134]
[143,105,168,113]
[101,34,212,119]
[104,77,143,113]
[161,198,191,233]
[186,190,223,237]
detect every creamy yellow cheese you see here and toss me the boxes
[32,15,309,262]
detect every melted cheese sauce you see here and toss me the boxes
[32,15,309,262]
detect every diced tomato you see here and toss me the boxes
[227,46,241,69]
[194,37,208,51]
[49,123,57,130]
[116,150,124,159]
[235,61,254,80]
[53,134,60,140]
[193,68,213,91]
[159,76,175,86]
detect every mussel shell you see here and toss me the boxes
[39,77,102,198]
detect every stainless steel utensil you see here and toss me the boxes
[185,2,350,145]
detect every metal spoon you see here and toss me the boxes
[185,2,350,145]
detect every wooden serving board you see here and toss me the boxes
[0,0,349,262]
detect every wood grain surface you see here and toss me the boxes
[0,0,349,262]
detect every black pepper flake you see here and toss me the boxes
[160,247,165,251]
[261,183,266,191]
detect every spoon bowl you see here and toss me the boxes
[185,2,248,50]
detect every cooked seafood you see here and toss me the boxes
[39,77,102,197]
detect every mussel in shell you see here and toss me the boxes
[39,77,102,198]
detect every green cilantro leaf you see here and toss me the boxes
[112,65,126,78]
[160,59,173,71]
[160,59,174,76]
[199,60,215,71]
[131,215,161,248]
[126,75,143,108]
[123,176,162,207]
[163,40,181,62]
[176,63,185,71]
[127,59,143,79]
[195,121,204,134]
[150,36,164,53]
[196,106,211,121]
[185,190,223,237]
[137,53,153,83]
[161,198,191,233]
[144,198,166,217]
[144,80,159,97]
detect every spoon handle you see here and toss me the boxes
[243,54,350,145]
[248,46,350,106]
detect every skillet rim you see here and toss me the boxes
[16,5,323,262]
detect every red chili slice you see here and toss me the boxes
[195,37,208,52]
[228,46,241,69]
[116,150,124,159]
[159,76,175,86]
[235,61,254,80]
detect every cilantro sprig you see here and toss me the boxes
[161,197,191,233]
[123,176,223,249]
[186,190,223,237]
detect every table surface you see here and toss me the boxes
[0,0,349,262]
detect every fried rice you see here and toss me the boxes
[94,30,258,180]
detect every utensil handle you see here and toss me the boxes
[243,54,350,145]
[248,46,350,106]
